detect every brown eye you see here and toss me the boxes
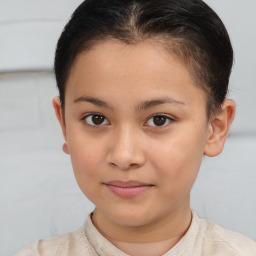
[84,114,109,126]
[146,115,172,127]
[153,116,167,126]
[92,115,105,125]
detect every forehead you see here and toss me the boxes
[65,40,207,109]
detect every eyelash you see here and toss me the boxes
[81,113,110,127]
[145,114,174,128]
[81,113,174,128]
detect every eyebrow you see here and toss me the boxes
[73,96,185,110]
[73,96,112,109]
[136,97,185,111]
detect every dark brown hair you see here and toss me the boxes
[54,0,233,116]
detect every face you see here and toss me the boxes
[56,40,213,229]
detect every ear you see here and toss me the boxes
[52,97,69,155]
[204,99,236,157]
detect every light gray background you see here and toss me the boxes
[0,1,255,255]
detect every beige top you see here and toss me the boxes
[16,210,256,256]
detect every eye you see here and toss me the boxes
[145,114,173,127]
[82,113,109,126]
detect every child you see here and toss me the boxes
[17,0,256,255]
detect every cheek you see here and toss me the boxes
[68,136,104,187]
[69,148,104,204]
[149,130,205,189]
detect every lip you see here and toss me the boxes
[103,180,153,198]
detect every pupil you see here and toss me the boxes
[153,116,166,126]
[92,115,104,125]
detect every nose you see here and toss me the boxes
[107,126,146,170]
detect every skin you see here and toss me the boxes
[53,40,235,255]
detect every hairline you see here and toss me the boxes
[61,36,215,119]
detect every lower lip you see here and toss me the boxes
[105,184,153,198]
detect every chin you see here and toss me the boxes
[106,208,157,228]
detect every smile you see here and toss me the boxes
[104,181,153,198]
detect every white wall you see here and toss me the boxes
[0,1,255,255]
[0,0,83,71]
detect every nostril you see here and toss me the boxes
[130,163,140,168]
[109,162,140,170]
[106,136,146,170]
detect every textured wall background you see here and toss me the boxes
[0,1,255,255]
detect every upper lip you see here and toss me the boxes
[103,180,153,187]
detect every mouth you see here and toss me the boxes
[103,180,154,198]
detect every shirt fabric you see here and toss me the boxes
[16,210,256,256]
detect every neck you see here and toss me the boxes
[92,204,192,255]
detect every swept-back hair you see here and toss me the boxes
[54,0,233,115]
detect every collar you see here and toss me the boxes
[85,210,200,256]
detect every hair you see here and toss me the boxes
[54,0,233,116]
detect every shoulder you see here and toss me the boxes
[199,217,256,255]
[15,226,98,256]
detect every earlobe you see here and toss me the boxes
[204,99,236,157]
[62,141,70,155]
[52,97,70,155]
